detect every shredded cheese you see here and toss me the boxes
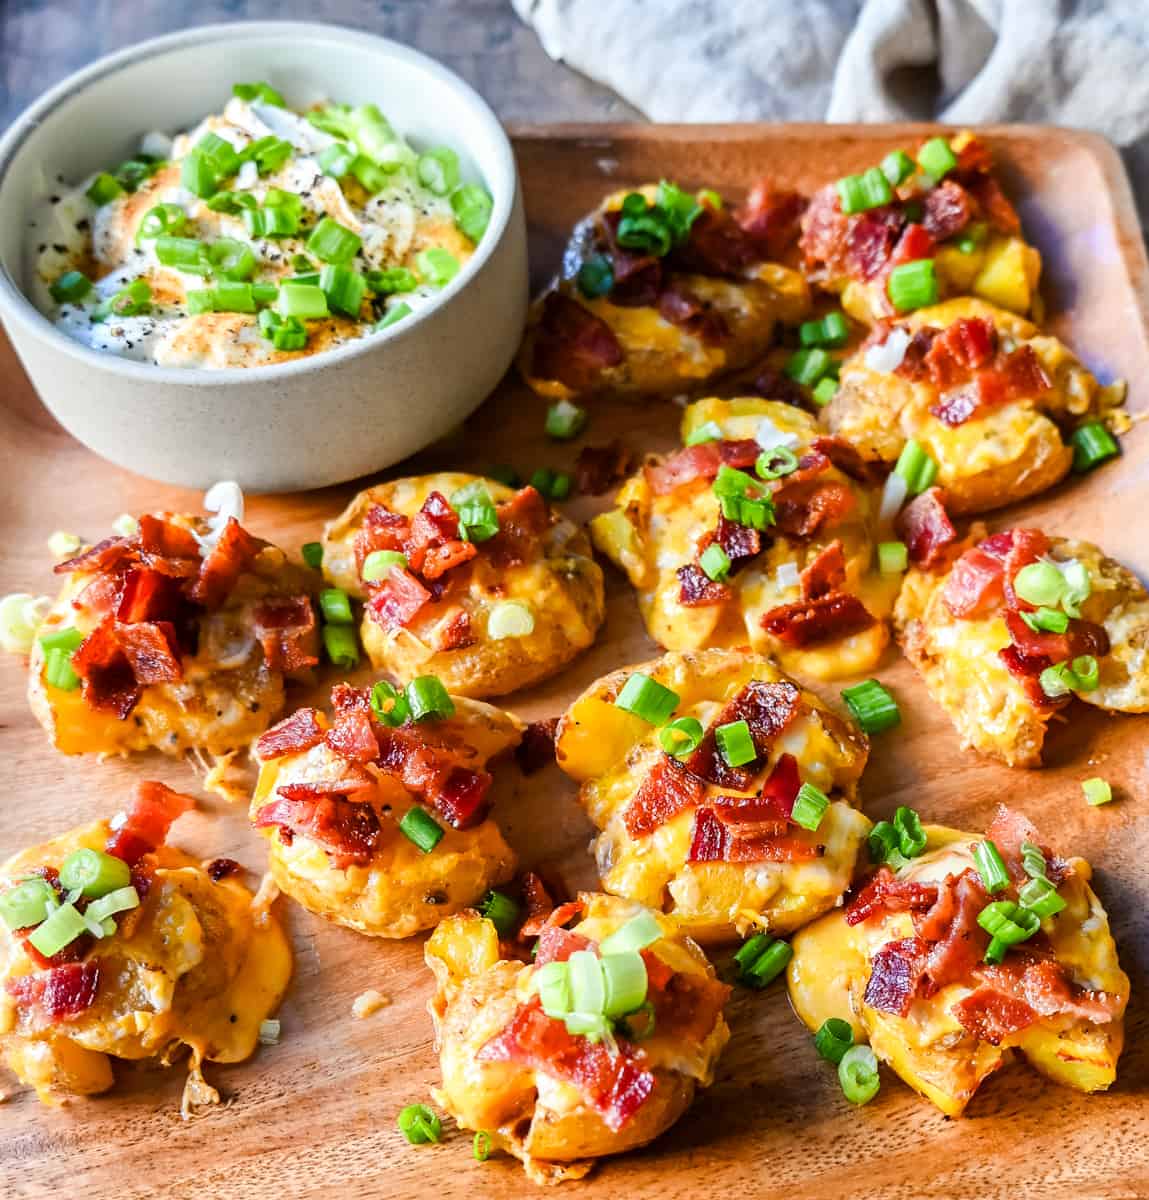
[352,989,391,1019]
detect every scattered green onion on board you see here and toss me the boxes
[397,1103,442,1144]
[841,679,901,734]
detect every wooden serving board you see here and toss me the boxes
[2,124,1148,1200]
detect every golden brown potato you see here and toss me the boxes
[895,527,1149,767]
[28,509,318,757]
[426,894,730,1182]
[0,782,291,1106]
[590,397,902,681]
[788,810,1129,1116]
[321,473,604,698]
[518,183,809,401]
[250,683,522,938]
[555,649,870,943]
[825,299,1126,514]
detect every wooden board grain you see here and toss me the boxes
[1,124,1148,1200]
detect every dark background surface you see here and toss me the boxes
[0,0,641,128]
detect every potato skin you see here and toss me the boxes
[322,473,604,699]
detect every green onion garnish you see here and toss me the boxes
[44,647,81,691]
[838,1044,880,1105]
[362,550,408,582]
[0,877,58,931]
[83,884,139,925]
[306,217,363,266]
[317,142,356,179]
[715,719,756,767]
[699,542,732,582]
[320,264,367,318]
[1070,422,1119,473]
[367,267,419,296]
[259,310,309,351]
[86,172,125,207]
[577,255,614,299]
[1020,840,1047,880]
[536,960,573,1016]
[407,676,455,722]
[376,302,412,331]
[918,136,957,182]
[322,625,359,668]
[40,627,85,654]
[799,311,849,349]
[841,679,901,735]
[27,901,87,957]
[487,601,534,640]
[369,680,411,727]
[156,235,211,275]
[1014,562,1065,608]
[416,147,460,196]
[301,541,323,569]
[416,247,460,288]
[49,270,93,304]
[473,1132,493,1162]
[598,912,663,956]
[450,184,493,243]
[544,399,587,441]
[658,716,705,758]
[1018,875,1067,918]
[836,167,892,215]
[791,781,830,832]
[881,149,915,187]
[877,541,908,575]
[245,204,301,239]
[208,238,256,281]
[892,805,927,856]
[812,377,839,407]
[181,133,241,198]
[972,840,1010,894]
[786,347,833,387]
[59,848,131,899]
[1082,777,1113,807]
[233,80,285,106]
[137,203,188,242]
[892,438,938,495]
[867,821,908,870]
[979,900,1040,963]
[397,1102,442,1144]
[712,465,775,529]
[278,281,329,321]
[399,807,445,854]
[451,481,500,542]
[1021,607,1069,634]
[738,936,792,989]
[614,672,679,725]
[685,421,723,446]
[319,588,353,625]
[206,191,259,215]
[814,1017,855,1064]
[733,932,772,973]
[600,950,649,1017]
[478,889,521,937]
[242,135,292,175]
[888,259,938,312]
[755,446,799,480]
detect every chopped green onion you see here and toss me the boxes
[350,154,391,194]
[245,203,301,238]
[206,191,259,215]
[451,481,500,542]
[918,136,957,182]
[658,716,705,758]
[49,270,92,304]
[616,198,673,257]
[1082,777,1113,807]
[233,80,285,106]
[406,676,455,722]
[656,180,704,243]
[1039,661,1075,699]
[893,805,927,857]
[417,147,460,196]
[450,184,493,243]
[0,877,58,930]
[369,680,411,727]
[44,647,81,691]
[156,235,211,275]
[322,625,359,668]
[478,889,521,937]
[742,938,792,989]
[367,267,419,296]
[94,278,152,320]
[1060,561,1092,618]
[568,949,606,1015]
[362,550,408,582]
[1018,875,1067,918]
[599,912,663,956]
[600,950,648,1017]
[182,133,241,198]
[699,542,732,583]
[258,311,309,351]
[258,1018,281,1045]
[888,259,938,312]
[84,885,139,925]
[345,103,406,166]
[137,203,187,242]
[487,601,535,640]
[1073,654,1100,691]
[86,172,125,207]
[208,238,256,281]
[614,672,679,725]
[376,302,412,331]
[972,840,1010,894]
[398,807,444,854]
[867,821,908,870]
[1020,840,1047,880]
[1070,422,1119,473]
[545,399,587,441]
[814,1017,855,1065]
[186,289,215,315]
[536,960,573,1016]
[878,541,908,575]
[685,421,723,446]
[799,311,850,348]
[416,247,460,288]
[1014,562,1065,608]
[59,848,131,898]
[836,168,892,215]
[39,626,84,653]
[786,347,833,387]
[979,900,1040,963]
[242,135,292,175]
[791,781,830,832]
[892,438,938,495]
[306,217,362,266]
[320,264,367,318]
[278,281,329,321]
[755,446,799,480]
[562,1011,612,1040]
[577,255,614,299]
[317,142,356,179]
[733,932,772,973]
[838,1044,880,1105]
[715,719,756,767]
[712,465,775,530]
[205,281,255,313]
[27,901,87,957]
[301,542,323,569]
[812,377,839,407]
[397,1103,442,1144]
[881,149,916,187]
[319,588,353,625]
[841,679,901,735]
[1021,606,1069,634]
[473,1131,493,1162]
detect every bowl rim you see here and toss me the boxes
[0,19,519,388]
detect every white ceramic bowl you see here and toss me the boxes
[0,22,528,492]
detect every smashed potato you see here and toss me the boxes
[556,650,870,943]
[426,894,730,1183]
[788,809,1128,1116]
[250,683,522,938]
[322,473,604,698]
[0,782,290,1105]
[895,527,1149,767]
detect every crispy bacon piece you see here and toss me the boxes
[6,962,100,1024]
[206,857,242,882]
[772,474,856,538]
[687,806,820,863]
[647,439,760,495]
[847,208,907,281]
[406,492,477,581]
[478,997,656,1131]
[864,937,929,1017]
[137,515,201,577]
[435,607,474,652]
[677,563,733,607]
[255,707,325,760]
[915,868,991,993]
[516,718,558,775]
[255,793,380,869]
[116,568,186,624]
[374,727,494,829]
[684,680,802,790]
[846,867,940,926]
[575,441,635,497]
[188,518,261,609]
[922,180,973,241]
[1005,609,1110,665]
[486,486,551,569]
[709,514,763,570]
[436,768,493,828]
[810,435,884,486]
[983,805,1068,885]
[735,180,807,258]
[670,205,763,277]
[325,708,379,764]
[354,506,411,574]
[923,318,997,384]
[761,591,875,648]
[712,752,801,825]
[115,620,182,684]
[365,567,431,631]
[999,644,1062,706]
[657,282,729,344]
[530,293,624,391]
[889,222,935,267]
[942,541,1009,619]
[534,925,593,966]
[800,540,847,600]
[105,780,195,865]
[967,174,1021,235]
[623,755,707,839]
[896,488,957,568]
[251,594,319,672]
[53,535,135,577]
[71,616,140,719]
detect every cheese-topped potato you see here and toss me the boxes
[555,650,870,943]
[426,894,730,1183]
[825,299,1126,514]
[590,398,901,680]
[250,682,521,938]
[321,473,604,698]
[788,808,1129,1116]
[518,181,809,401]
[28,505,318,758]
[801,131,1043,324]
[896,527,1149,767]
[0,782,291,1106]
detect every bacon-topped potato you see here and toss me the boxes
[29,504,318,757]
[802,131,1042,324]
[895,527,1149,767]
[825,298,1126,515]
[589,397,902,680]
[555,650,870,943]
[788,807,1128,1115]
[426,894,730,1183]
[0,782,291,1106]
[321,473,604,698]
[250,682,521,938]
[518,180,810,401]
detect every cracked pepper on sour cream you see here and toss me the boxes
[30,81,494,369]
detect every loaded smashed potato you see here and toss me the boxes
[250,680,521,938]
[556,650,870,942]
[29,493,318,757]
[426,893,730,1183]
[0,782,291,1106]
[519,180,809,400]
[590,397,902,680]
[788,807,1128,1115]
[321,473,604,698]
[896,527,1149,767]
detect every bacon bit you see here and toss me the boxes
[436,768,493,828]
[435,607,474,652]
[800,540,847,600]
[687,807,820,863]
[966,174,1020,235]
[516,718,558,775]
[365,567,430,632]
[657,282,729,344]
[519,871,558,935]
[354,507,411,574]
[116,568,186,624]
[983,806,1069,885]
[892,327,939,382]
[332,682,371,713]
[846,208,906,281]
[188,518,261,609]
[106,780,195,865]
[206,857,242,882]
[600,210,663,307]
[650,969,732,1046]
[942,544,1008,619]
[254,707,325,760]
[889,222,936,267]
[115,620,182,684]
[136,514,201,577]
[530,292,624,391]
[773,479,856,539]
[252,595,319,672]
[1005,610,1110,665]
[922,181,972,241]
[647,438,760,495]
[712,752,801,825]
[6,962,100,1024]
[751,365,810,409]
[71,616,140,719]
[255,793,380,869]
[406,492,477,582]
[375,727,494,829]
[677,563,733,607]
[685,680,803,791]
[486,486,551,569]
[846,868,940,926]
[761,591,875,648]
[735,181,807,258]
[534,925,594,966]
[575,441,635,497]
[478,997,656,1131]
[863,937,929,1016]
[999,645,1062,706]
[951,981,1040,1044]
[914,869,991,992]
[53,535,135,576]
[810,435,884,486]
[896,488,957,568]
[670,205,762,277]
[924,318,997,385]
[325,708,380,764]
[623,755,708,839]
[710,515,762,569]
